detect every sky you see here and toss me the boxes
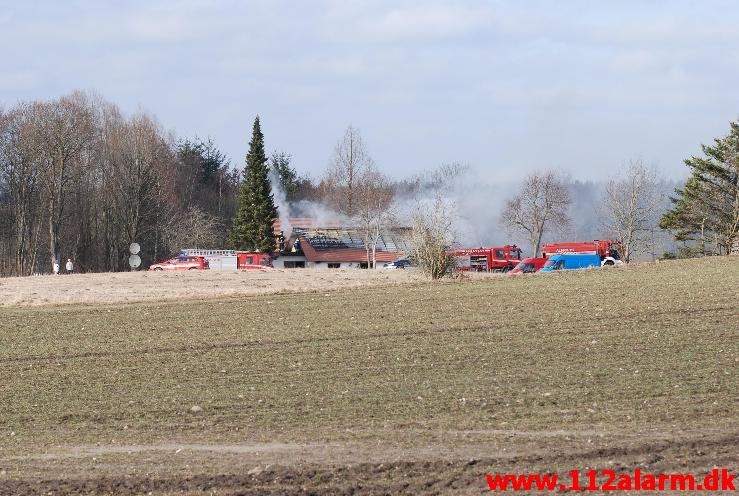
[1,0,738,182]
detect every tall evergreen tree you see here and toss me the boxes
[228,117,278,252]
[660,121,739,255]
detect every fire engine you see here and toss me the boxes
[178,249,273,271]
[453,245,523,272]
[540,240,624,265]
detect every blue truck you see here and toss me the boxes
[538,253,604,272]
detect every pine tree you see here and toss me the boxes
[228,117,278,252]
[660,121,739,255]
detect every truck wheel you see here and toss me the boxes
[603,260,615,266]
[154,267,163,271]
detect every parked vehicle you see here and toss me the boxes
[177,249,273,271]
[237,252,273,270]
[538,253,603,272]
[149,255,209,271]
[509,257,548,274]
[541,240,624,266]
[383,259,413,269]
[452,245,523,272]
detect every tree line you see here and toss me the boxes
[2,90,736,276]
[0,91,240,276]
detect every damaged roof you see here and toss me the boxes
[295,227,412,263]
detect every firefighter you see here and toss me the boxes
[66,258,74,274]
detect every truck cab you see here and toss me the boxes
[538,253,602,272]
[237,252,273,270]
[452,245,522,272]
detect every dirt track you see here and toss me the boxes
[4,431,736,495]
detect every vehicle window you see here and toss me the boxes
[494,250,504,258]
[521,263,535,273]
[543,260,555,268]
[176,258,188,262]
[260,258,270,266]
[553,260,565,270]
[511,249,522,259]
[327,262,340,269]
[246,256,254,264]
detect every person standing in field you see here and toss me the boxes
[66,258,74,274]
[53,262,60,275]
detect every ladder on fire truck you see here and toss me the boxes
[179,249,237,257]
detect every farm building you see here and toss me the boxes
[273,222,412,269]
[182,218,414,270]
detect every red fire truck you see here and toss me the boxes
[236,252,272,270]
[179,249,273,271]
[453,245,523,272]
[540,240,624,265]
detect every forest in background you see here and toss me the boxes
[1,90,733,276]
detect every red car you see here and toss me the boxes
[149,255,209,271]
[509,257,548,274]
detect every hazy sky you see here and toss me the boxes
[2,0,738,182]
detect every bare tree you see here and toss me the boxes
[28,93,96,272]
[163,206,224,253]
[354,165,395,268]
[0,91,234,276]
[601,160,664,262]
[0,104,43,275]
[117,114,172,248]
[500,170,571,255]
[323,125,373,216]
[411,193,457,279]
[417,162,470,193]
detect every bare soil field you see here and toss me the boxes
[0,268,430,307]
[0,257,737,495]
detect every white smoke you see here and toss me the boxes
[289,200,352,227]
[269,170,292,239]
[272,163,680,260]
[394,165,509,249]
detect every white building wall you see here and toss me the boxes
[273,258,365,269]
[312,262,368,269]
[272,256,308,269]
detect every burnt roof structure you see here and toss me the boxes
[294,227,412,264]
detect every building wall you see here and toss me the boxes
[310,262,364,269]
[272,256,308,269]
[273,257,368,269]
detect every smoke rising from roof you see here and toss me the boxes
[273,163,682,260]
